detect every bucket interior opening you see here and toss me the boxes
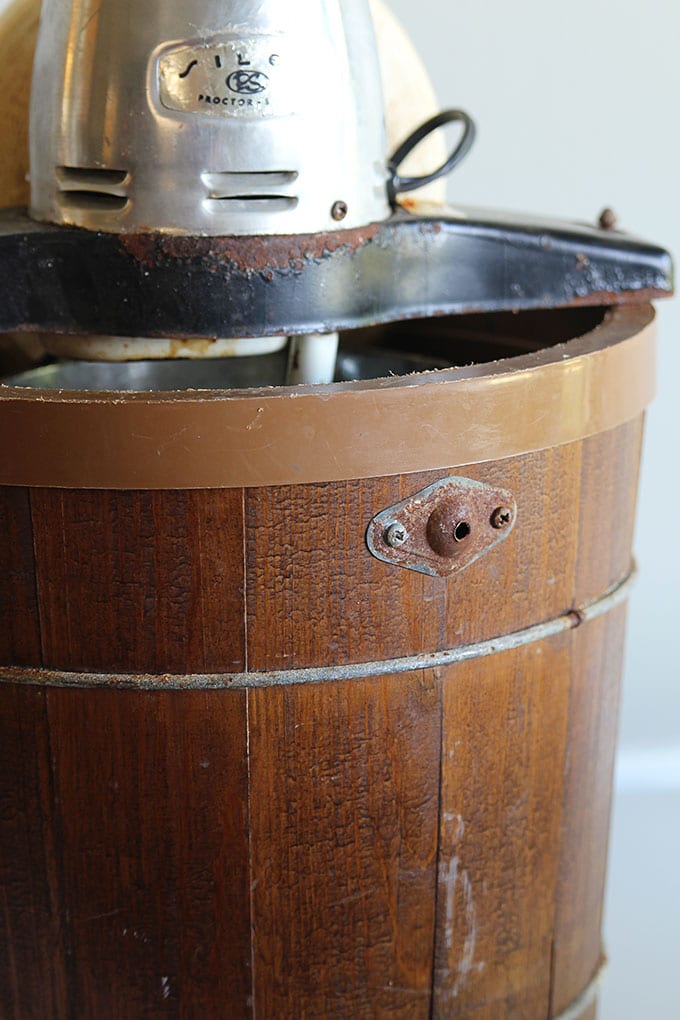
[0,306,608,392]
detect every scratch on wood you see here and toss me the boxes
[438,813,482,1000]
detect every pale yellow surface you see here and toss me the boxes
[0,0,39,207]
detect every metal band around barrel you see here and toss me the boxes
[0,566,635,691]
[0,305,655,489]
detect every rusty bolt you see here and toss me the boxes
[491,506,513,530]
[331,201,348,222]
[426,502,472,558]
[598,207,618,231]
[385,522,408,548]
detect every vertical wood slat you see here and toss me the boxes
[248,672,442,1019]
[0,486,41,666]
[43,688,252,1020]
[433,635,572,1019]
[574,418,644,606]
[30,489,246,674]
[550,608,627,1017]
[0,686,70,1018]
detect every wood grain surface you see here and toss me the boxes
[29,489,246,674]
[0,486,41,665]
[574,418,644,606]
[248,672,441,1019]
[0,686,67,1019]
[550,607,627,1016]
[31,688,251,1019]
[0,419,642,1017]
[433,635,572,1019]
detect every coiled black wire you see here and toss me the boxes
[387,108,476,206]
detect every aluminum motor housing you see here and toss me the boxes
[29,0,390,235]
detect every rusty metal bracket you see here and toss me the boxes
[366,477,517,577]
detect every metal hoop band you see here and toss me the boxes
[0,567,635,691]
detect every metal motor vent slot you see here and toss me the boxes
[204,197,299,214]
[56,166,130,213]
[202,170,299,213]
[202,171,298,197]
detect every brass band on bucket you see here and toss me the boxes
[0,305,655,490]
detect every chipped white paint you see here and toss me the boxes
[457,870,478,989]
[438,813,483,1001]
[161,976,170,1000]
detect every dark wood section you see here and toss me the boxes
[550,607,627,1016]
[0,686,69,1018]
[433,636,571,1019]
[248,672,441,1019]
[30,489,246,674]
[41,688,252,1020]
[0,486,41,665]
[574,419,644,605]
[245,444,583,671]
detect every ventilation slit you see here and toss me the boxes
[202,171,298,214]
[56,166,130,213]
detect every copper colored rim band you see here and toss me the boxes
[0,305,655,489]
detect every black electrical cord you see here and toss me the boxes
[387,108,476,206]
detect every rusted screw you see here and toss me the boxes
[598,207,618,231]
[385,522,408,548]
[331,200,348,222]
[491,506,513,530]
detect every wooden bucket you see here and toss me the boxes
[0,304,654,1018]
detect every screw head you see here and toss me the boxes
[331,200,348,222]
[491,506,514,530]
[598,207,618,231]
[385,522,408,548]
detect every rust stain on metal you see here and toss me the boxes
[119,223,382,275]
[367,476,517,578]
[565,285,672,308]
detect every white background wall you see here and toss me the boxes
[2,0,677,1014]
[386,0,679,1015]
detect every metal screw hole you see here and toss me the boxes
[454,521,470,542]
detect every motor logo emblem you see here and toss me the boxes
[226,70,269,95]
